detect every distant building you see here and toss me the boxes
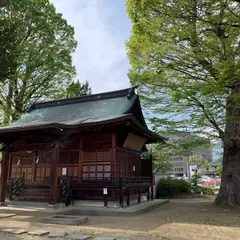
[166,131,213,177]
[198,161,222,176]
[168,156,189,177]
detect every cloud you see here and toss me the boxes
[51,0,132,93]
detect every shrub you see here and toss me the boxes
[191,186,215,195]
[191,173,201,186]
[156,178,190,198]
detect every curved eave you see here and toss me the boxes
[0,114,166,143]
[0,114,133,135]
[123,95,148,128]
[129,115,167,143]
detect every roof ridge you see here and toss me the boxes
[29,86,138,111]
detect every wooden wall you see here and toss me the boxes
[8,130,145,183]
[116,148,141,178]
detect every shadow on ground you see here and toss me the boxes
[0,199,240,240]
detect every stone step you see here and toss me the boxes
[15,195,50,202]
[20,189,51,194]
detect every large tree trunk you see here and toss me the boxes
[214,85,240,207]
[214,143,240,206]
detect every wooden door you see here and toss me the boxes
[35,164,50,183]
[35,152,51,184]
[11,154,34,183]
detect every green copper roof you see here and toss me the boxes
[0,87,166,142]
[0,88,139,130]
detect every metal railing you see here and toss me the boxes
[8,173,25,200]
[59,178,72,206]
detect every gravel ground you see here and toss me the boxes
[0,198,240,240]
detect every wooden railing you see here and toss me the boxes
[58,176,153,207]
[58,176,152,189]
[8,173,25,200]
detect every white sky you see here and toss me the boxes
[51,0,132,94]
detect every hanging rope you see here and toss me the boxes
[1,143,60,160]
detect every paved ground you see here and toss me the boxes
[4,199,169,216]
[0,198,240,240]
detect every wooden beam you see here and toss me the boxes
[49,145,59,205]
[0,149,9,205]
[8,143,50,152]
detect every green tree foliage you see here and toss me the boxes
[0,0,8,8]
[66,80,92,98]
[152,149,172,174]
[189,154,209,173]
[0,8,15,84]
[191,173,201,187]
[126,0,240,206]
[164,131,211,157]
[142,143,173,174]
[216,165,223,177]
[0,0,77,125]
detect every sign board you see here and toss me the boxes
[123,133,147,151]
[133,165,136,172]
[103,188,108,195]
[62,167,67,176]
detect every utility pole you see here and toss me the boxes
[187,156,191,183]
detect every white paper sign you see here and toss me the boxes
[62,167,67,176]
[133,165,136,171]
[103,188,108,195]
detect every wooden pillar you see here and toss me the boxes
[120,187,124,207]
[7,156,12,179]
[78,136,83,177]
[32,150,37,183]
[127,188,130,206]
[147,187,150,201]
[138,187,141,203]
[0,148,9,205]
[151,185,154,201]
[137,154,141,177]
[111,133,116,178]
[111,133,116,197]
[125,150,128,177]
[49,145,59,205]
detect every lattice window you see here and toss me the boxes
[69,151,79,164]
[84,151,96,162]
[83,150,111,179]
[59,151,79,164]
[97,151,111,162]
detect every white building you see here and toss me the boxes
[168,156,189,177]
[166,132,213,177]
